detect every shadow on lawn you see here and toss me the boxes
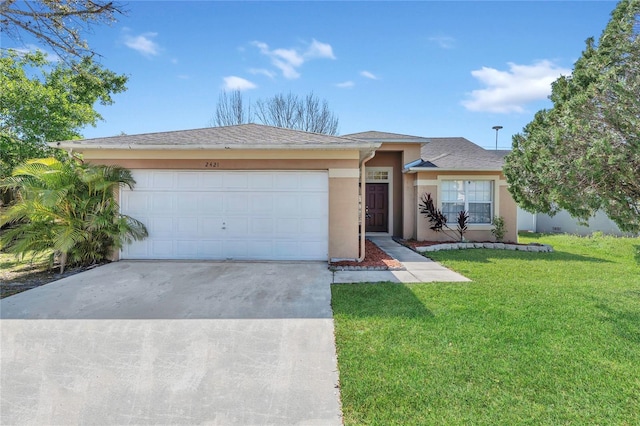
[634,245,640,265]
[595,299,640,344]
[331,283,434,319]
[425,248,612,265]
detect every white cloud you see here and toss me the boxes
[428,35,456,49]
[461,60,571,113]
[336,81,355,89]
[304,39,336,60]
[251,39,336,79]
[222,76,257,91]
[123,31,160,57]
[249,68,276,79]
[360,70,378,80]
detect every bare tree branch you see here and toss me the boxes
[0,0,126,61]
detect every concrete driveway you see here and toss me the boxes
[1,261,342,425]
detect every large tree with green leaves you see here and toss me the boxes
[0,51,127,180]
[504,0,640,233]
[1,157,148,272]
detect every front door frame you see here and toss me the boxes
[365,167,393,234]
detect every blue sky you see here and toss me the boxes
[14,1,619,149]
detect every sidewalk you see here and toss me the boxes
[332,236,470,284]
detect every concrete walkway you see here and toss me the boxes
[333,236,470,284]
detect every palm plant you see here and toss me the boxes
[0,157,147,272]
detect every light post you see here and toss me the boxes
[492,125,503,150]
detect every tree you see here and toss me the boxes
[0,157,148,272]
[0,50,127,180]
[503,0,640,233]
[255,92,339,135]
[211,90,252,127]
[0,0,125,61]
[212,91,339,135]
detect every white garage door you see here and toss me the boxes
[120,170,328,260]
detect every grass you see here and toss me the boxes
[0,250,59,298]
[332,233,640,425]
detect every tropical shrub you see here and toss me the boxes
[0,157,148,272]
[419,192,469,241]
[491,216,506,242]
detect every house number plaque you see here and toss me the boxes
[204,161,220,168]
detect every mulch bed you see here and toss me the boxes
[0,262,106,299]
[330,239,403,269]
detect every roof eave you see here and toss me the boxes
[50,142,381,151]
[404,167,504,173]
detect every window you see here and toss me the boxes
[366,170,389,181]
[441,180,493,224]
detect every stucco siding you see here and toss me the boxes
[329,177,360,259]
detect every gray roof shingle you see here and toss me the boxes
[342,130,430,143]
[416,137,505,170]
[54,124,377,150]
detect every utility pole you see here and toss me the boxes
[492,125,503,150]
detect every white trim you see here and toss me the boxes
[437,176,497,224]
[415,179,439,186]
[365,166,394,234]
[328,168,360,178]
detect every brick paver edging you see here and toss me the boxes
[329,265,406,272]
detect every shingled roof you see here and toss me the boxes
[53,124,378,150]
[342,131,430,143]
[406,137,505,171]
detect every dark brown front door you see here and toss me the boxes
[365,183,388,232]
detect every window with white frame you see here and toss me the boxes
[441,180,493,224]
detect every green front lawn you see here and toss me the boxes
[332,233,640,425]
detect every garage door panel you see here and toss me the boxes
[176,172,199,189]
[121,171,328,260]
[251,218,274,234]
[151,172,175,189]
[200,218,224,237]
[176,217,199,236]
[225,217,248,236]
[225,240,248,258]
[200,173,223,188]
[151,240,174,257]
[200,194,223,213]
[198,240,223,258]
[299,173,327,190]
[151,193,173,214]
[301,195,327,216]
[245,241,270,258]
[176,240,199,257]
[224,173,248,189]
[250,194,274,213]
[225,194,249,214]
[274,195,299,215]
[249,173,274,189]
[151,218,175,237]
[122,192,149,216]
[276,218,299,235]
[176,193,200,213]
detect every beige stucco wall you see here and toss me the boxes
[415,171,518,243]
[364,143,422,237]
[366,151,403,236]
[403,173,417,239]
[329,176,360,259]
[80,149,363,260]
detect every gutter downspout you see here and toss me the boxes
[357,150,376,262]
